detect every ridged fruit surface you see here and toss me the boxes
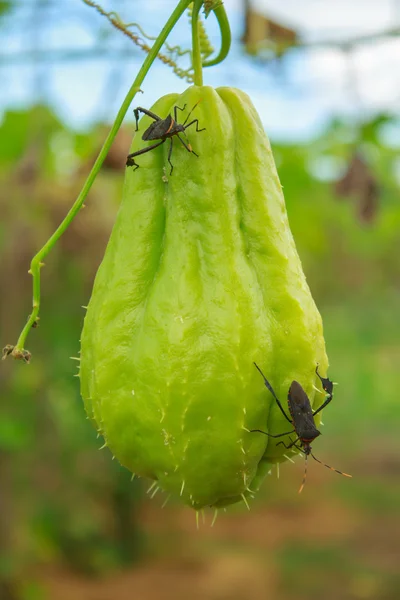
[80,86,328,509]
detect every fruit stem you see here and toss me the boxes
[191,0,204,85]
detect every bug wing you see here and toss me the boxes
[143,114,172,141]
[288,381,320,440]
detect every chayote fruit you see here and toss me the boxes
[80,86,328,510]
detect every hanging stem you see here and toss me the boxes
[6,0,232,361]
[191,0,204,85]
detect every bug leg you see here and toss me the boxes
[167,138,174,175]
[253,363,293,424]
[313,366,334,416]
[133,107,161,131]
[276,437,300,449]
[126,139,166,169]
[250,429,295,438]
[177,134,198,157]
[312,397,332,417]
[184,119,206,133]
[174,104,187,121]
[276,441,290,449]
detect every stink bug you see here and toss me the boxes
[251,362,351,492]
[126,102,205,175]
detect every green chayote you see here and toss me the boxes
[80,86,328,510]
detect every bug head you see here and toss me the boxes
[301,441,312,455]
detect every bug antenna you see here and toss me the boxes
[311,453,352,478]
[298,453,308,493]
[182,100,201,126]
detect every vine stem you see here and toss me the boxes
[191,0,204,85]
[8,0,232,360]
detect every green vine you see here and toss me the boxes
[191,0,204,85]
[3,1,231,363]
[187,4,214,61]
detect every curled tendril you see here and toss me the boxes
[82,0,194,82]
[126,21,192,59]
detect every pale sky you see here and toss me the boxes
[0,0,399,140]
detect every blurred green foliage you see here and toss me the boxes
[0,105,398,599]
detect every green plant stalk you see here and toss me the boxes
[10,0,231,359]
[191,0,204,85]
